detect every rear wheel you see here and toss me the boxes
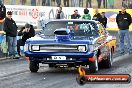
[89,57,99,73]
[103,50,113,68]
[29,61,39,72]
[99,50,113,68]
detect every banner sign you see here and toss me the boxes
[5,5,93,27]
[4,5,132,30]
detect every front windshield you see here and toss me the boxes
[41,21,99,36]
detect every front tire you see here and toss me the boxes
[29,61,39,72]
[103,50,113,68]
[89,57,99,73]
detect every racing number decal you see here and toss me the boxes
[52,56,66,60]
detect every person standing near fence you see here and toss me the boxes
[71,9,81,19]
[31,0,36,6]
[42,0,46,6]
[122,0,128,8]
[64,0,69,7]
[99,12,107,28]
[0,0,4,4]
[97,0,102,8]
[0,1,6,31]
[92,9,102,21]
[42,0,51,6]
[44,0,51,6]
[3,11,19,59]
[20,0,26,5]
[55,6,64,19]
[86,0,92,8]
[71,0,79,7]
[128,1,132,9]
[108,0,114,8]
[10,0,16,5]
[82,8,91,20]
[116,7,132,54]
[56,0,61,6]
[97,0,107,8]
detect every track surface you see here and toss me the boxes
[0,31,132,88]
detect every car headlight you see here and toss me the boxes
[24,44,29,52]
[89,44,100,52]
[31,45,40,51]
[78,45,86,52]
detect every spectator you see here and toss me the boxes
[3,11,19,59]
[31,0,36,6]
[86,0,92,8]
[71,9,81,19]
[20,0,26,5]
[55,6,64,19]
[64,0,69,7]
[0,0,4,4]
[82,8,91,20]
[56,0,61,7]
[71,0,79,7]
[97,0,101,8]
[51,0,56,6]
[71,0,74,7]
[0,3,5,21]
[92,9,102,21]
[122,0,128,8]
[42,0,50,6]
[97,0,107,8]
[0,1,6,30]
[46,0,51,6]
[99,12,107,28]
[79,0,83,7]
[108,0,114,8]
[105,0,107,8]
[10,0,16,5]
[42,0,46,6]
[116,7,132,54]
[37,0,41,5]
[128,1,132,9]
[17,23,35,56]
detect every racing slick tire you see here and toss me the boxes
[89,57,99,73]
[29,61,39,72]
[101,50,113,68]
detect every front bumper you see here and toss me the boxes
[25,52,94,58]
[25,52,95,63]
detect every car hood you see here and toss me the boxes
[26,35,98,44]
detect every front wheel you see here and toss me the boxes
[103,50,113,68]
[29,61,39,72]
[89,57,99,73]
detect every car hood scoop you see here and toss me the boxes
[54,28,72,42]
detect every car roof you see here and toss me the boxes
[45,19,99,24]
